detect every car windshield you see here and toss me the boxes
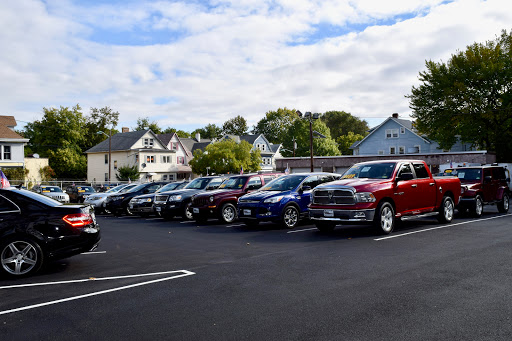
[77,186,95,192]
[119,184,137,193]
[158,182,183,192]
[260,175,307,191]
[342,163,396,179]
[456,168,482,181]
[107,185,125,193]
[185,178,212,190]
[127,184,147,192]
[218,177,248,190]
[41,186,63,193]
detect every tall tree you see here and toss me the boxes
[84,106,120,150]
[407,30,512,161]
[134,117,163,134]
[163,127,191,138]
[337,132,365,155]
[252,108,299,144]
[191,123,223,140]
[320,111,369,140]
[189,139,261,175]
[222,115,248,136]
[281,118,340,157]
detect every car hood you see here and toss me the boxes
[240,190,290,201]
[319,178,392,190]
[196,188,242,198]
[461,181,481,190]
[159,188,204,197]
[132,193,157,200]
[87,193,111,199]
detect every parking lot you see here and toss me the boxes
[2,207,512,340]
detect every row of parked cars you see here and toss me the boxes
[2,160,509,277]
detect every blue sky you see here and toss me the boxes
[1,0,511,133]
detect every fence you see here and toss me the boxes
[8,180,134,190]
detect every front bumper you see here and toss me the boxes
[237,203,281,221]
[154,201,186,216]
[130,202,156,214]
[309,208,376,222]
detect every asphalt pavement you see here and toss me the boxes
[1,207,512,340]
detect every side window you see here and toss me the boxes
[493,167,506,180]
[302,176,319,189]
[413,163,430,179]
[397,163,413,178]
[319,175,336,184]
[247,177,262,190]
[207,178,224,189]
[483,169,491,179]
[0,195,19,213]
[146,184,161,193]
[263,176,275,184]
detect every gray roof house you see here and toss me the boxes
[222,134,282,171]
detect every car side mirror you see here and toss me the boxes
[300,185,311,193]
[397,172,414,181]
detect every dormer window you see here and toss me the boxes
[400,127,405,134]
[143,138,154,147]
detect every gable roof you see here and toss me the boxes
[351,116,429,149]
[86,129,154,153]
[0,116,26,140]
[270,144,282,153]
[156,133,173,146]
[0,116,17,128]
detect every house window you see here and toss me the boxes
[163,175,168,181]
[261,144,266,151]
[105,173,109,181]
[378,150,384,155]
[3,146,11,160]
[390,146,396,155]
[414,145,421,153]
[135,154,139,162]
[146,155,155,163]
[400,127,405,134]
[169,174,175,181]
[170,142,177,150]
[399,146,405,154]
[177,156,185,164]
[143,138,154,147]
[105,154,108,164]
[386,129,399,138]
[162,156,171,163]
[114,160,118,169]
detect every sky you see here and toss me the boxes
[1,0,511,133]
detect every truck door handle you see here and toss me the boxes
[411,184,417,188]
[429,183,435,186]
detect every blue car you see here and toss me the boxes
[237,173,341,228]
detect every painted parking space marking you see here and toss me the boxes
[81,251,106,255]
[375,213,512,241]
[0,270,195,315]
[287,227,318,234]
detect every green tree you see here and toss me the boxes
[281,118,340,157]
[39,165,56,181]
[2,167,29,180]
[49,147,87,179]
[189,139,261,175]
[222,115,248,136]
[320,111,369,140]
[84,106,120,150]
[162,127,191,138]
[252,108,299,144]
[191,123,223,140]
[337,132,365,155]
[134,117,163,134]
[407,30,512,161]
[116,165,140,181]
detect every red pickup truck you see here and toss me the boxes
[309,160,461,234]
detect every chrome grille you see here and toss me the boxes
[154,195,169,203]
[313,188,355,205]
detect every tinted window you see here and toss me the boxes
[247,177,262,189]
[493,167,506,180]
[261,175,308,191]
[185,178,212,190]
[145,184,162,193]
[319,174,339,184]
[457,169,482,180]
[483,169,491,178]
[397,164,413,178]
[207,178,224,189]
[0,195,19,212]
[302,176,319,189]
[413,163,430,179]
[263,176,276,184]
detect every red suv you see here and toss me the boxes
[456,165,510,217]
[190,173,282,223]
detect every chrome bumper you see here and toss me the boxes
[309,208,376,222]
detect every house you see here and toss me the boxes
[350,113,476,156]
[222,134,282,171]
[0,116,29,169]
[86,128,185,183]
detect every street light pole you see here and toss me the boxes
[98,129,112,183]
[308,117,314,172]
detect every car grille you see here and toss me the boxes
[313,188,356,205]
[238,198,260,203]
[193,196,210,206]
[154,195,169,204]
[55,195,67,201]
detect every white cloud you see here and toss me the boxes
[1,0,511,132]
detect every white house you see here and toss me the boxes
[0,116,29,169]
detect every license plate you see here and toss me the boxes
[129,204,133,209]
[156,207,161,212]
[324,209,334,218]
[243,209,251,216]
[193,208,199,214]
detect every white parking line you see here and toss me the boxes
[374,213,512,241]
[146,218,163,221]
[0,270,195,315]
[287,227,318,234]
[180,221,195,224]
[81,251,106,255]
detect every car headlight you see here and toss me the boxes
[113,196,124,201]
[142,198,152,203]
[461,186,467,194]
[169,195,182,202]
[355,192,376,203]
[264,196,284,204]
[209,196,214,203]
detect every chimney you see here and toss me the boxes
[195,132,201,142]
[122,127,130,133]
[392,113,399,118]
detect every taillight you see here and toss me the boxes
[63,213,93,227]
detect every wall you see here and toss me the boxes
[24,157,49,183]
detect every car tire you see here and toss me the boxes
[125,206,133,216]
[183,202,194,220]
[1,237,44,277]
[497,192,510,213]
[315,222,336,232]
[281,205,300,229]
[472,195,483,217]
[220,203,237,224]
[437,196,454,223]
[373,201,395,235]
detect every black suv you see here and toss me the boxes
[455,165,510,216]
[66,185,96,203]
[154,176,226,220]
[104,182,167,216]
[129,181,189,217]
[0,187,100,277]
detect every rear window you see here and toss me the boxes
[493,167,506,180]
[413,163,430,179]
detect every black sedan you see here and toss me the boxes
[0,187,100,277]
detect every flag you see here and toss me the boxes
[449,160,453,168]
[128,178,131,184]
[240,166,244,175]
[284,163,290,175]
[0,170,10,188]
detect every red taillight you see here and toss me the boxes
[63,213,93,227]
